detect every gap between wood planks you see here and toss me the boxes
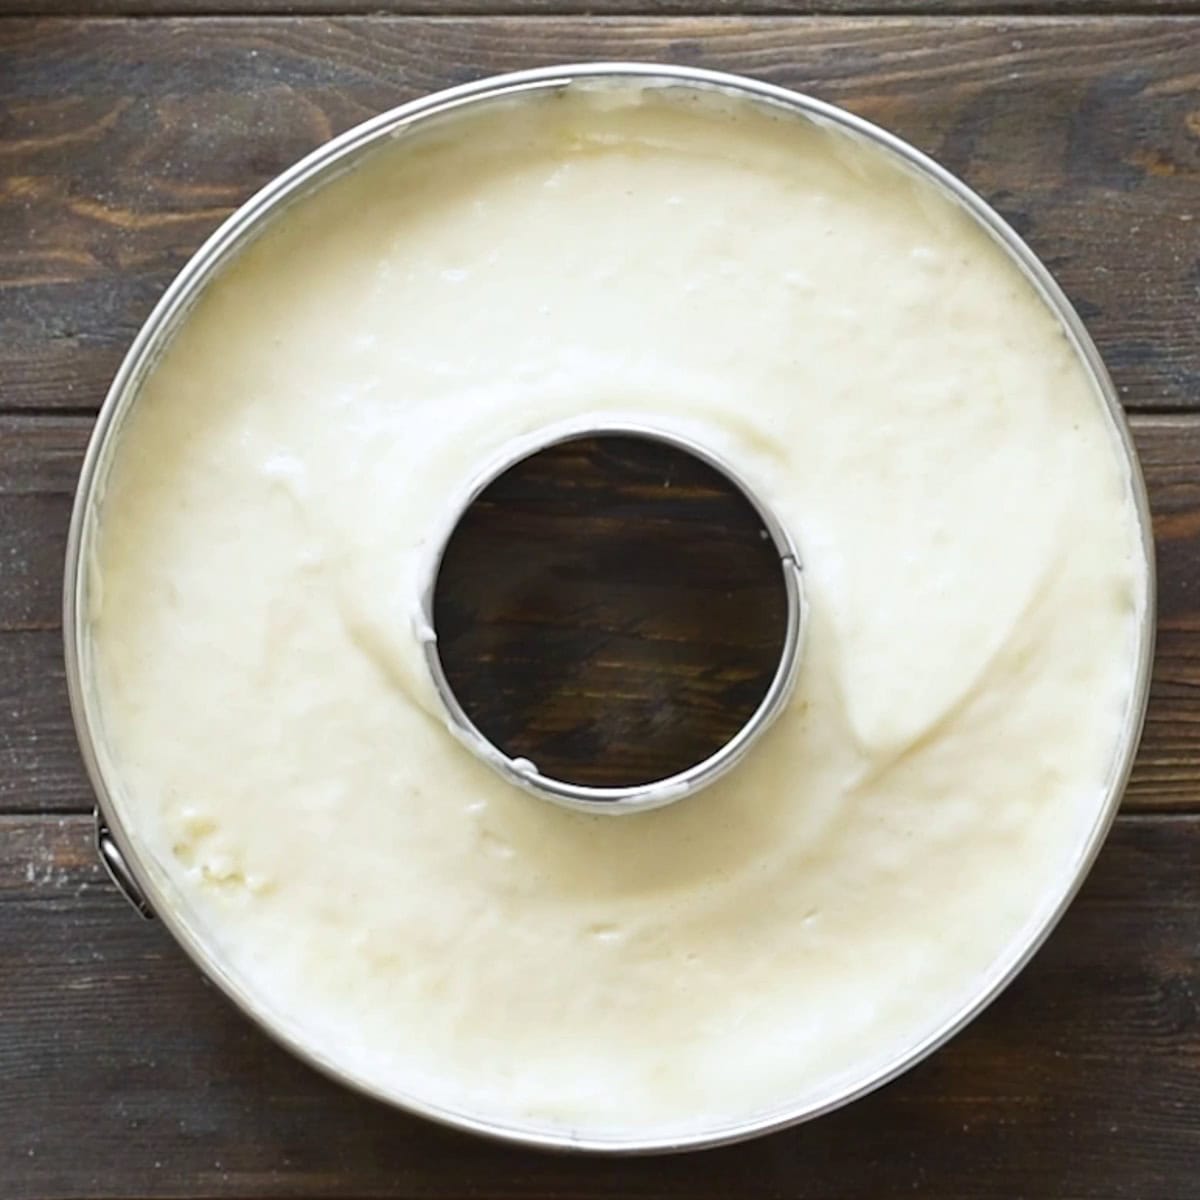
[3,403,1197,419]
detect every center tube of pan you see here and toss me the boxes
[420,427,805,814]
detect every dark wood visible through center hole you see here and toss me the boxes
[432,435,789,788]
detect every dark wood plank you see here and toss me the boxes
[6,0,1200,16]
[1,17,1198,411]
[0,416,78,635]
[3,413,1197,813]
[0,632,90,814]
[1,810,1196,1199]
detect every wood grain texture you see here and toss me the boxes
[0,810,1196,1199]
[1,17,1199,412]
[7,0,1200,15]
[4,412,1195,813]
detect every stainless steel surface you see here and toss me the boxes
[96,817,155,920]
[63,62,1157,1154]
[417,421,806,816]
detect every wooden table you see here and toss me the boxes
[3,6,1200,1198]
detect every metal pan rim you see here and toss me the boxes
[63,62,1156,1154]
[416,418,806,815]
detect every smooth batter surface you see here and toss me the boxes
[86,85,1147,1144]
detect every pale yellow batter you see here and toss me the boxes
[84,84,1148,1145]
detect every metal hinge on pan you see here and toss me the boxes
[95,814,155,920]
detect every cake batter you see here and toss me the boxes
[83,84,1147,1144]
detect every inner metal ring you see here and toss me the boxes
[417,423,806,814]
